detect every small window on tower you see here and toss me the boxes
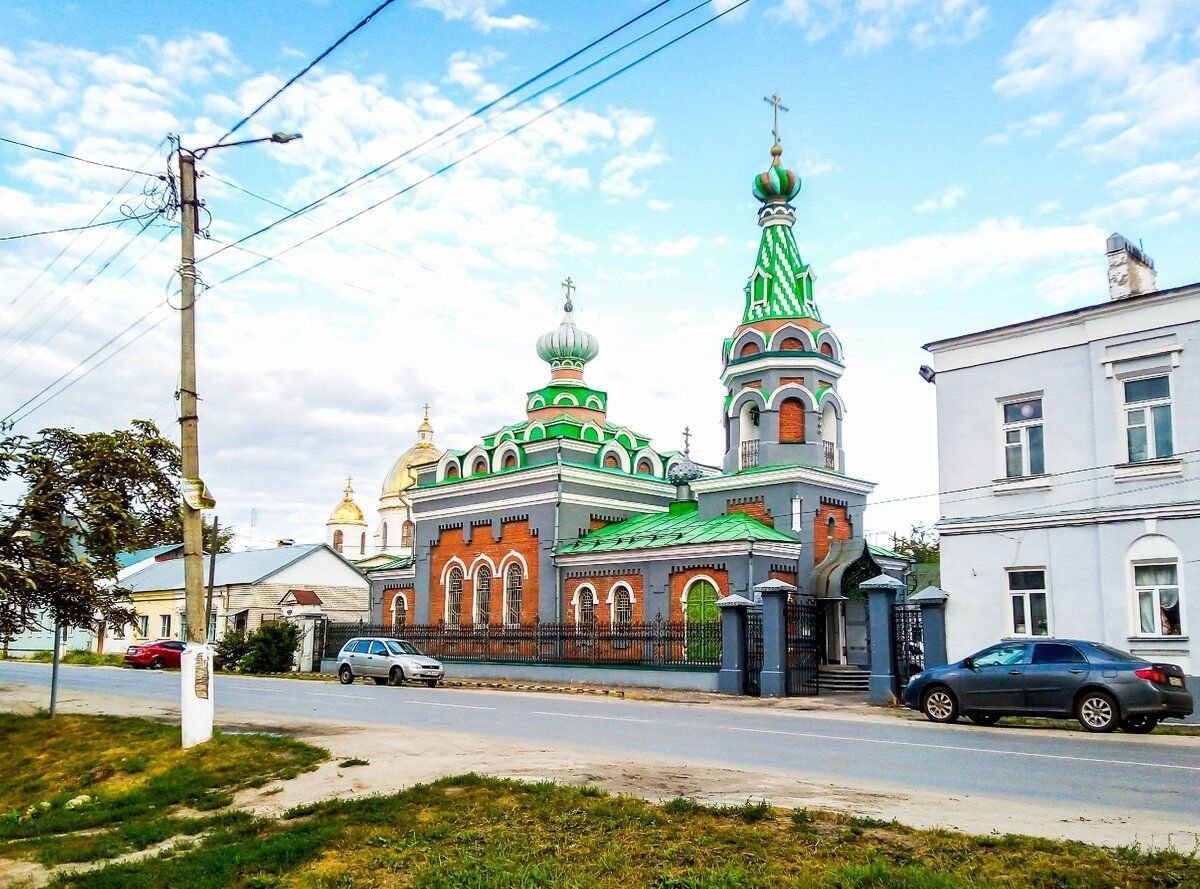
[604,453,620,469]
[446,464,459,479]
[503,452,517,470]
[781,337,804,351]
[819,342,834,357]
[739,341,761,358]
[473,458,488,475]
[637,459,653,474]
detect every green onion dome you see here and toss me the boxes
[536,296,599,372]
[752,145,801,204]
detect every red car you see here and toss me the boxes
[124,640,185,669]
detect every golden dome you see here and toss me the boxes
[328,478,367,526]
[382,406,441,497]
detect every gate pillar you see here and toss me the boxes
[716,594,753,695]
[911,585,949,669]
[755,578,795,698]
[861,574,906,705]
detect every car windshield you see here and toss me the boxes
[972,644,1028,667]
[1089,643,1145,664]
[386,641,421,655]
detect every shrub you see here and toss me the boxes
[238,622,302,674]
[214,631,251,671]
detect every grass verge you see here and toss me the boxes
[47,775,1200,888]
[0,712,325,868]
[26,649,126,667]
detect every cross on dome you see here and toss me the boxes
[683,426,692,457]
[763,92,789,160]
[562,276,576,312]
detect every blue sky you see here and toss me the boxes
[1,0,1197,547]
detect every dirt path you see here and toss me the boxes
[3,682,1196,853]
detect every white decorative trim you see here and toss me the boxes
[436,453,462,483]
[818,387,846,417]
[680,573,721,606]
[991,475,1052,495]
[525,421,547,442]
[690,465,875,496]
[418,493,558,522]
[584,395,604,410]
[390,591,409,624]
[605,581,637,605]
[495,429,516,444]
[580,422,604,444]
[632,447,664,477]
[552,392,580,406]
[561,465,674,495]
[1113,459,1184,482]
[597,441,632,473]
[723,354,843,386]
[613,427,638,450]
[815,329,843,361]
[570,583,597,621]
[439,556,467,586]
[939,499,1200,535]
[526,395,546,410]
[767,324,815,353]
[731,328,768,359]
[492,441,522,473]
[466,553,496,579]
[557,539,801,567]
[561,492,671,513]
[766,383,817,411]
[729,387,768,417]
[464,445,491,476]
[498,550,529,577]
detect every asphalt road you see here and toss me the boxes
[4,662,1198,821]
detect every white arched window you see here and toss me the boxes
[475,565,492,625]
[612,586,633,625]
[381,522,389,549]
[446,567,463,625]
[332,529,343,553]
[359,532,366,555]
[504,563,523,626]
[1128,535,1185,637]
[401,521,414,548]
[576,586,596,625]
[392,593,407,628]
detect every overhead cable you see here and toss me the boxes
[0,136,163,178]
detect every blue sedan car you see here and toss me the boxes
[903,639,1193,733]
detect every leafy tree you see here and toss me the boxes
[889,523,940,564]
[155,514,235,554]
[0,421,180,644]
[213,629,250,671]
[237,621,301,674]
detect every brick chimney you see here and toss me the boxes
[1106,233,1156,300]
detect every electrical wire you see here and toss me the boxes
[214,0,402,145]
[200,0,680,264]
[0,213,157,242]
[0,136,163,178]
[209,0,753,288]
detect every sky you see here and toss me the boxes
[1,0,1197,550]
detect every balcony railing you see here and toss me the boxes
[824,440,836,470]
[740,439,760,470]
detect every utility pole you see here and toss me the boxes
[177,148,214,749]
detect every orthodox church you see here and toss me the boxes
[342,132,879,669]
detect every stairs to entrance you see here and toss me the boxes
[818,665,869,695]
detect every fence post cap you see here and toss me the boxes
[859,573,907,591]
[716,594,755,609]
[909,585,948,603]
[753,578,795,596]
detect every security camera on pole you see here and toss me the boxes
[173,131,301,749]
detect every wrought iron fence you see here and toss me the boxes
[823,440,836,470]
[321,616,721,668]
[744,607,763,695]
[785,596,819,696]
[890,605,925,694]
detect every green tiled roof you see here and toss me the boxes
[557,501,795,555]
[361,554,414,573]
[117,544,180,569]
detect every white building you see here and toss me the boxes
[924,235,1198,691]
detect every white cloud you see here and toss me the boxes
[982,110,1062,145]
[600,147,667,199]
[413,0,539,32]
[1106,160,1198,193]
[612,234,701,258]
[768,0,988,52]
[1034,264,1104,305]
[915,183,965,213]
[822,218,1106,302]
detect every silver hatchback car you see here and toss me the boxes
[336,637,445,687]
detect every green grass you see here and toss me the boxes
[27,649,126,667]
[0,712,326,868]
[45,774,1200,888]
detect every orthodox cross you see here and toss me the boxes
[422,402,431,418]
[763,93,789,146]
[562,276,576,310]
[344,476,353,492]
[682,425,692,457]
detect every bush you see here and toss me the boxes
[213,631,251,671]
[238,622,302,674]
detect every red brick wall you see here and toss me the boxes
[563,574,644,623]
[726,497,774,528]
[429,520,539,625]
[383,588,412,628]
[778,397,806,443]
[667,568,729,620]
[739,341,761,357]
[769,569,797,587]
[780,337,805,351]
[813,504,852,566]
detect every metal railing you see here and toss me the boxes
[740,439,760,470]
[321,616,721,668]
[823,440,836,470]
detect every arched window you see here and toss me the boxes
[359,532,366,555]
[739,341,761,358]
[613,587,633,625]
[505,563,523,625]
[820,342,834,357]
[781,337,804,351]
[750,405,760,427]
[578,587,596,625]
[473,458,488,475]
[503,452,518,470]
[446,464,459,479]
[447,567,463,625]
[603,453,619,469]
[636,459,653,475]
[332,529,343,552]
[401,520,414,548]
[779,397,806,443]
[381,523,389,549]
[475,565,492,625]
[392,593,407,628]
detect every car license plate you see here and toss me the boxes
[1169,676,1183,687]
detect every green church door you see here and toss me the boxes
[685,580,720,662]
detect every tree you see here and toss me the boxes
[890,523,940,564]
[156,514,235,554]
[0,420,180,652]
[237,621,301,674]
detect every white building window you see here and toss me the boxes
[576,587,596,625]
[475,565,492,625]
[612,586,633,625]
[446,567,463,625]
[1002,397,1044,478]
[160,614,172,638]
[1135,563,1182,636]
[137,615,149,638]
[1007,569,1049,636]
[1124,376,1173,463]
[504,564,523,626]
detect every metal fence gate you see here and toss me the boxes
[743,607,763,696]
[890,604,925,694]
[785,596,820,696]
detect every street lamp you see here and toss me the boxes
[175,131,300,750]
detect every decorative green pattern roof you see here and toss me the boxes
[743,222,820,324]
[556,501,794,555]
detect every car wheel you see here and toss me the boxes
[921,686,959,723]
[338,665,354,685]
[388,667,404,687]
[373,677,387,685]
[1077,690,1119,732]
[425,679,439,688]
[967,713,1000,726]
[1120,715,1159,734]
[149,657,164,670]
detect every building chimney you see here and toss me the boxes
[1106,233,1156,300]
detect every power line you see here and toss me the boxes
[0,136,163,178]
[210,0,752,288]
[0,212,157,242]
[200,0,680,264]
[215,0,402,145]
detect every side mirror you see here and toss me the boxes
[962,656,975,670]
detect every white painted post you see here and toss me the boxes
[180,644,214,748]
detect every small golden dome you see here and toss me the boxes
[382,407,441,497]
[328,478,367,525]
